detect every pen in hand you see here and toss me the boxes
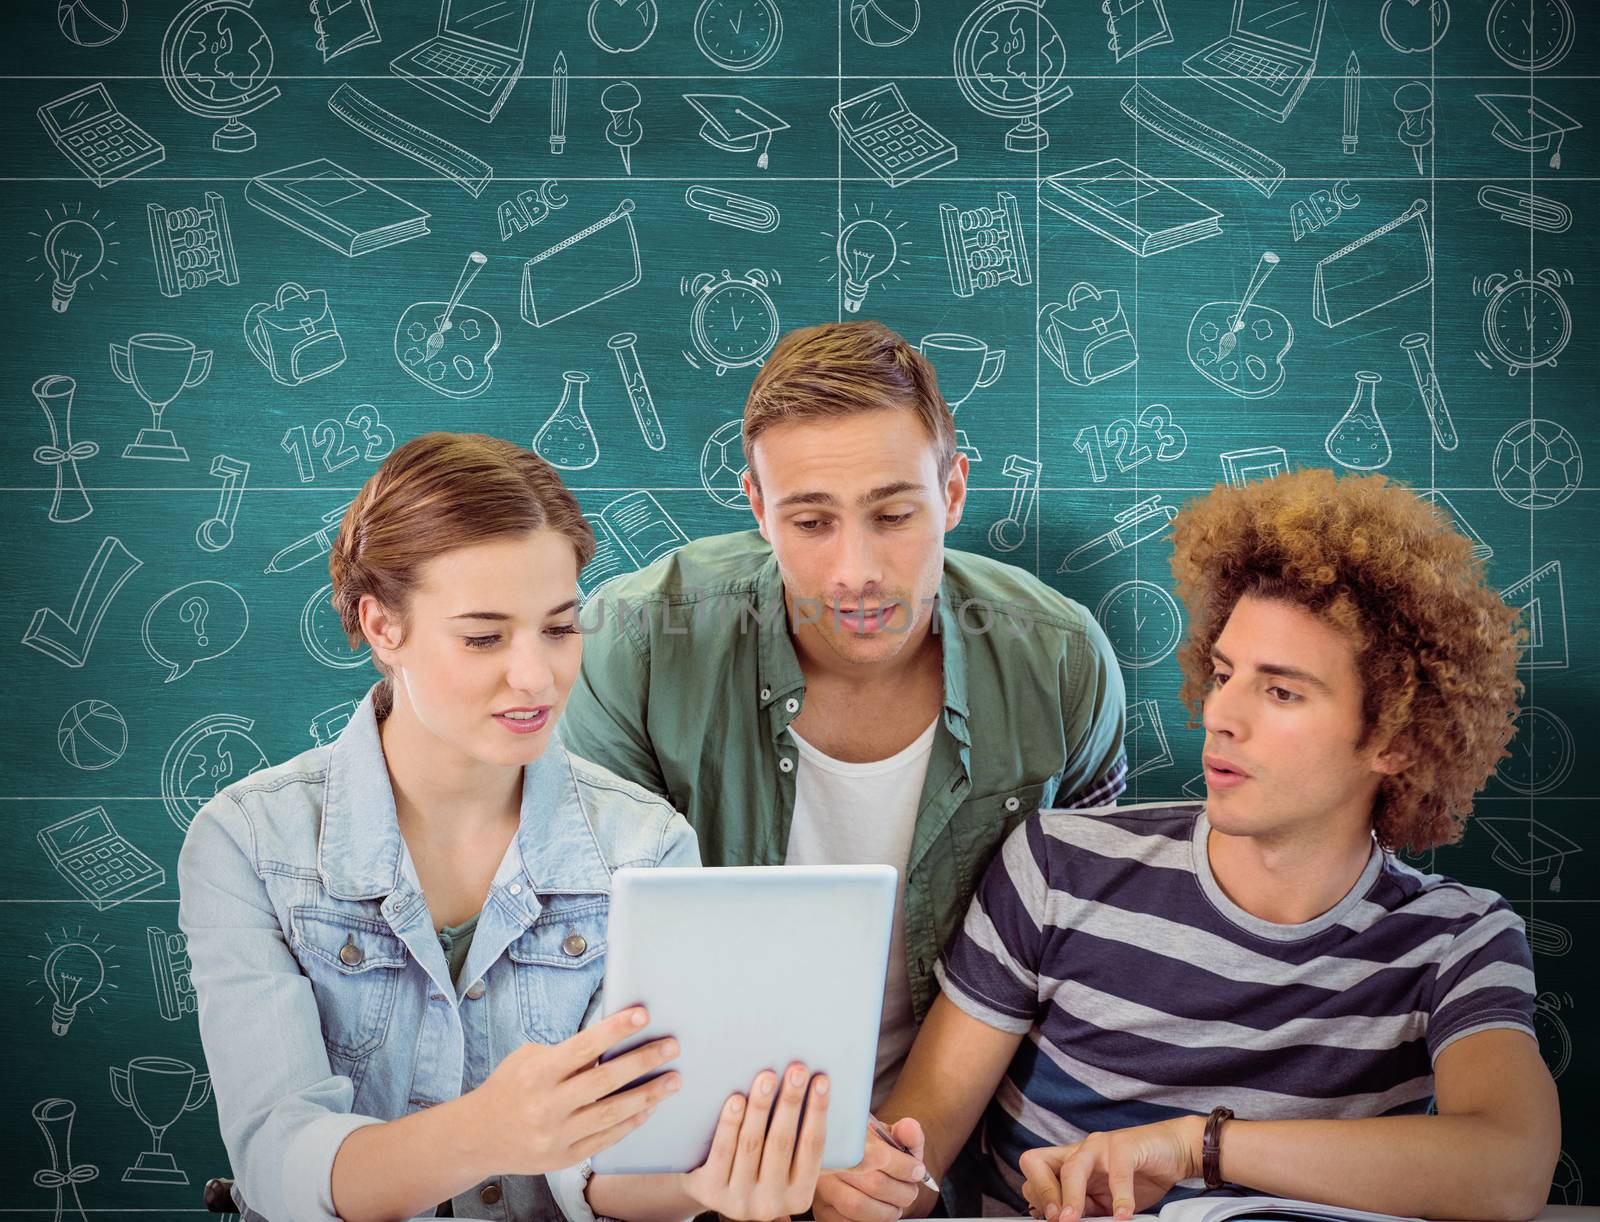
[866,1115,941,1194]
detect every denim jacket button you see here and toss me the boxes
[760,687,772,700]
[338,937,364,966]
[479,1181,503,1205]
[779,757,793,773]
[466,980,486,1000]
[562,933,588,957]
[509,883,523,895]
[784,697,799,713]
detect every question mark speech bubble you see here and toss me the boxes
[141,581,249,682]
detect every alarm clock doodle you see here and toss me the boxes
[681,267,781,376]
[1474,267,1572,375]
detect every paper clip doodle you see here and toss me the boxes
[685,185,780,233]
[1312,199,1432,328]
[1478,185,1571,234]
[521,199,642,328]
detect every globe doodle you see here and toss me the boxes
[162,0,280,152]
[700,419,750,509]
[161,714,269,831]
[178,7,273,103]
[954,0,1072,151]
[57,700,128,771]
[1493,419,1582,510]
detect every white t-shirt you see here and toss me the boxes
[784,716,939,1109]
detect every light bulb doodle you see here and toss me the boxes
[837,218,898,313]
[27,927,118,1036]
[29,205,116,313]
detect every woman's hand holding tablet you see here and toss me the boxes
[464,1006,683,1173]
[680,1063,831,1219]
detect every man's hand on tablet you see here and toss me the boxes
[680,1062,831,1221]
[814,1117,929,1222]
[466,1005,682,1175]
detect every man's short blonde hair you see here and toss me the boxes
[742,321,958,490]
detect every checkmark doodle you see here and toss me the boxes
[21,536,144,668]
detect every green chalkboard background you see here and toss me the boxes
[3,0,1595,1213]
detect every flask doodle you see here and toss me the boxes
[141,581,248,682]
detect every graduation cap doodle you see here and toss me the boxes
[683,94,790,169]
[1477,94,1582,168]
[1478,817,1582,892]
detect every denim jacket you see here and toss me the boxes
[177,688,699,1222]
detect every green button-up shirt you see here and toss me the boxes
[559,530,1127,1023]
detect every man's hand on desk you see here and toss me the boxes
[814,1117,929,1222]
[1018,1116,1204,1222]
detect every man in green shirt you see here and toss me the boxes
[561,320,1127,1104]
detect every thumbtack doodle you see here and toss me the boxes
[141,580,248,682]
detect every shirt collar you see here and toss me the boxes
[319,686,612,905]
[753,551,971,736]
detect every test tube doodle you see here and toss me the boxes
[609,332,666,451]
[1400,332,1458,451]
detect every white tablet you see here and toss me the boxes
[590,864,897,1175]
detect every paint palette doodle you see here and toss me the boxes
[394,251,501,399]
[1186,249,1293,398]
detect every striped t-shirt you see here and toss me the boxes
[935,802,1538,1208]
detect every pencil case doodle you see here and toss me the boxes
[520,198,641,328]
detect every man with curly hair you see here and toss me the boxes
[815,468,1559,1222]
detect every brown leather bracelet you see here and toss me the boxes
[1202,1106,1234,1190]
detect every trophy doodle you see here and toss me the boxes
[109,1056,212,1184]
[109,333,211,462]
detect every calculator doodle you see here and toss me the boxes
[38,83,166,188]
[37,806,165,911]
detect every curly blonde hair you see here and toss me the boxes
[1169,468,1524,853]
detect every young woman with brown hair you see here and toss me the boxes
[179,433,829,1222]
